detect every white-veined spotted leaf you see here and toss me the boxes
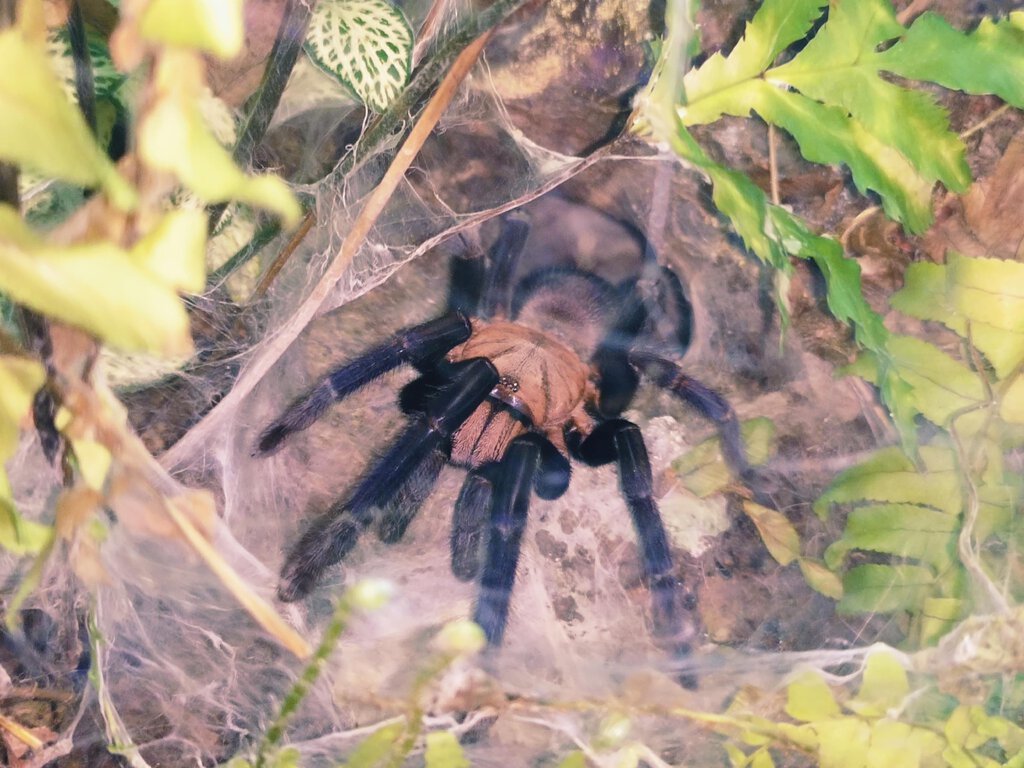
[305,0,412,113]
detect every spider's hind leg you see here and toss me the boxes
[569,418,698,688]
[277,358,499,602]
[254,312,471,456]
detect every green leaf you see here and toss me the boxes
[47,29,126,105]
[0,27,135,210]
[798,558,843,600]
[743,500,800,566]
[305,0,413,113]
[885,335,986,426]
[140,0,245,59]
[865,720,920,768]
[682,0,827,105]
[815,717,871,767]
[672,417,776,496]
[878,12,1024,109]
[838,563,935,614]
[342,722,404,768]
[786,671,841,722]
[947,252,1024,333]
[0,206,196,355]
[850,650,909,717]
[814,446,961,520]
[822,503,959,571]
[770,0,969,194]
[424,732,469,768]
[919,597,963,646]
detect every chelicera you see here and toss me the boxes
[254,211,749,678]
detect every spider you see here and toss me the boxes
[255,212,749,676]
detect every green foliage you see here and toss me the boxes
[305,0,413,113]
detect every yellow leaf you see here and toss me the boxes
[0,355,45,458]
[798,558,843,600]
[815,717,870,768]
[849,650,909,717]
[743,500,800,565]
[786,671,841,722]
[140,0,244,59]
[69,439,112,491]
[0,206,193,355]
[0,28,135,209]
[139,96,300,227]
[131,209,207,293]
[0,470,53,556]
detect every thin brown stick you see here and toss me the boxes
[767,123,780,206]
[250,209,316,301]
[160,28,496,471]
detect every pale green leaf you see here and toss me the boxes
[47,29,125,105]
[851,650,909,716]
[865,720,919,768]
[1001,376,1024,424]
[814,446,961,519]
[743,500,800,566]
[838,564,935,614]
[683,0,826,105]
[139,101,301,227]
[879,12,1024,109]
[892,261,1024,381]
[424,732,469,768]
[947,252,1024,333]
[0,206,193,355]
[786,671,840,722]
[0,28,135,210]
[885,335,986,426]
[305,0,413,113]
[822,503,958,571]
[343,722,404,768]
[798,558,843,600]
[1,471,52,556]
[919,597,963,646]
[750,748,775,768]
[140,0,244,59]
[0,355,45,459]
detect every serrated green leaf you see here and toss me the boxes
[424,731,469,768]
[683,0,826,105]
[743,500,800,566]
[947,252,1024,332]
[0,27,135,210]
[799,558,843,600]
[0,206,195,355]
[814,445,961,519]
[851,650,909,716]
[770,0,968,194]
[823,503,958,571]
[140,0,244,59]
[786,671,840,722]
[343,722,404,768]
[305,0,413,113]
[838,564,935,614]
[878,12,1024,109]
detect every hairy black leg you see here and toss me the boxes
[376,447,447,543]
[592,285,647,416]
[447,246,486,316]
[571,419,697,688]
[255,312,471,456]
[630,352,749,479]
[481,214,530,319]
[473,436,540,646]
[278,358,499,602]
[451,470,492,581]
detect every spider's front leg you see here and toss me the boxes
[568,418,698,688]
[277,358,499,602]
[253,312,472,456]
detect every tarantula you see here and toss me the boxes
[255,212,748,670]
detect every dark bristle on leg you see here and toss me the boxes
[377,448,447,544]
[473,437,539,646]
[451,471,492,581]
[571,418,697,689]
[254,312,471,456]
[631,352,749,479]
[448,252,486,317]
[277,358,499,602]
[593,286,647,416]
